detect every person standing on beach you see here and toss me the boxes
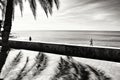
[90,38,93,46]
[29,36,32,41]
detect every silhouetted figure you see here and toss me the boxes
[90,38,93,46]
[29,36,32,41]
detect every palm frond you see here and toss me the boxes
[52,57,76,80]
[38,0,49,17]
[28,0,36,19]
[54,0,59,9]
[14,0,23,16]
[0,0,6,20]
[3,51,23,79]
[87,65,112,80]
[38,0,59,17]
[0,0,59,19]
[13,52,48,80]
[32,52,48,77]
[18,0,23,16]
[15,57,29,80]
[48,0,53,8]
[51,56,112,80]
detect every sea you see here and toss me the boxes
[12,30,120,48]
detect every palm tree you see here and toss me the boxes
[0,0,59,76]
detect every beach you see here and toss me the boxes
[0,49,120,80]
[1,30,120,80]
[12,30,120,47]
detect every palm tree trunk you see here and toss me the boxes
[0,0,13,74]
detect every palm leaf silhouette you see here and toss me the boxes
[14,57,29,80]
[51,56,112,80]
[3,51,23,79]
[32,52,48,79]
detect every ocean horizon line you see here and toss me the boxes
[12,29,120,32]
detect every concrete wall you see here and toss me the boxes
[0,40,120,62]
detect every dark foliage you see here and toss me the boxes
[51,56,112,80]
[3,51,23,79]
[32,52,48,77]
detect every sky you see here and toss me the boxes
[6,0,120,31]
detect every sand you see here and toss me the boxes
[0,49,120,80]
